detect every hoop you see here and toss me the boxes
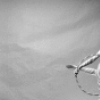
[75,66,100,97]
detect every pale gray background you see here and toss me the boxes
[0,0,100,100]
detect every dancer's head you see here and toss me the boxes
[96,63,100,78]
[95,63,100,86]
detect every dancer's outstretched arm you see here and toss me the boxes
[66,65,96,75]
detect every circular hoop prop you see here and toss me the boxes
[75,69,100,97]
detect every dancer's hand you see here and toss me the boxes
[66,65,77,69]
[74,67,79,75]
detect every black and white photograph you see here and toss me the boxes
[0,0,100,100]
